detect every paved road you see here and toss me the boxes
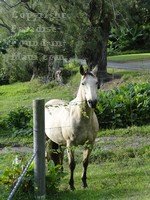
[108,60,150,70]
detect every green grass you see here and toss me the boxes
[0,144,150,200]
[0,79,77,117]
[54,159,150,200]
[108,53,150,62]
[108,68,150,84]
[99,125,150,137]
[0,134,32,147]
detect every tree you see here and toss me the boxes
[0,0,67,82]
[60,0,113,82]
[1,0,148,84]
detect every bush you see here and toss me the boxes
[0,67,10,85]
[8,64,31,84]
[62,61,79,83]
[0,156,64,199]
[96,83,150,129]
[0,107,32,135]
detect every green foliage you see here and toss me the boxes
[96,83,150,129]
[46,162,65,194]
[0,107,32,135]
[8,64,31,84]
[62,61,79,83]
[108,25,150,54]
[0,156,64,199]
[0,46,33,85]
[0,28,34,54]
[108,0,150,54]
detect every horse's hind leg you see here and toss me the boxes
[82,145,92,188]
[51,141,60,166]
[46,140,63,168]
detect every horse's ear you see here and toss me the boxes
[92,65,98,76]
[80,65,85,75]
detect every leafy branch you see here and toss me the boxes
[0,28,34,54]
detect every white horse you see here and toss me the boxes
[45,65,99,190]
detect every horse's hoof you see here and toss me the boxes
[82,183,88,189]
[70,186,75,191]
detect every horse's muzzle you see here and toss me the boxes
[88,100,97,108]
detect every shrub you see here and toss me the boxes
[96,83,150,129]
[7,107,32,130]
[0,67,10,85]
[0,156,64,199]
[63,61,79,83]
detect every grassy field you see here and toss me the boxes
[56,160,150,200]
[108,53,150,62]
[0,125,150,200]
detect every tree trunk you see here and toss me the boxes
[85,0,112,84]
[97,22,111,84]
[30,61,38,81]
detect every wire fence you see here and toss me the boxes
[0,99,46,200]
[7,152,36,200]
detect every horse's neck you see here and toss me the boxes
[73,84,93,117]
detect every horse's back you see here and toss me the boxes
[45,99,68,107]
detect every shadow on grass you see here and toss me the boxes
[46,159,150,200]
[46,187,144,200]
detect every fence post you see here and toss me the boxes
[33,99,46,199]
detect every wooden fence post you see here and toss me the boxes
[33,99,46,199]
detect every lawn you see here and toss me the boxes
[108,53,150,62]
[0,79,75,117]
[54,160,150,200]
[0,126,150,200]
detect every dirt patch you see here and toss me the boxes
[0,135,149,154]
[100,78,124,90]
[0,146,32,154]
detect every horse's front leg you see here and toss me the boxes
[82,145,92,188]
[67,140,76,190]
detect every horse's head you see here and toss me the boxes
[80,65,99,109]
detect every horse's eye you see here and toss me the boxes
[96,82,98,85]
[82,82,85,85]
